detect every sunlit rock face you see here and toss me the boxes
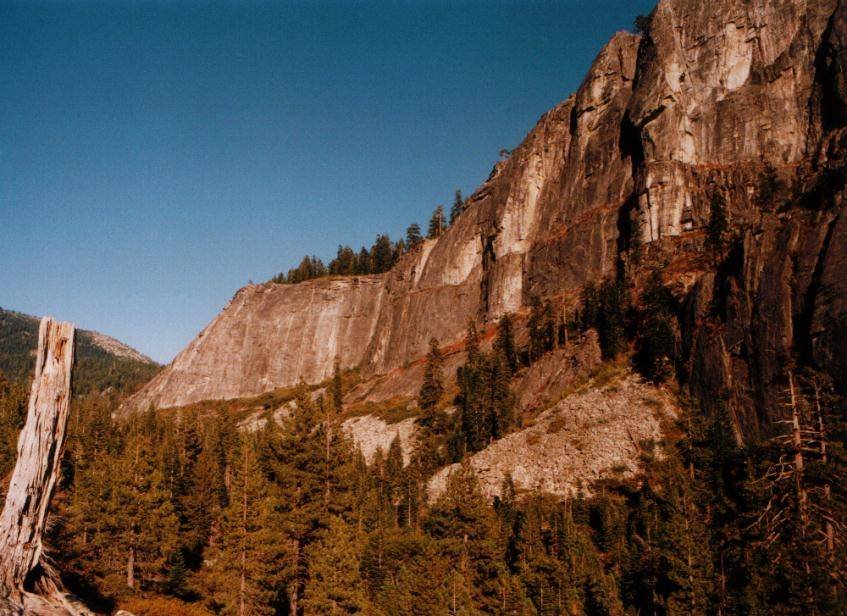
[427,372,678,502]
[124,0,847,435]
[125,277,386,410]
[628,0,838,243]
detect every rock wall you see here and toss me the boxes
[125,0,847,435]
[428,372,677,501]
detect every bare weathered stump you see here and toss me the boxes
[0,318,78,614]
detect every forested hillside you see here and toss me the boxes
[37,333,846,614]
[0,308,159,396]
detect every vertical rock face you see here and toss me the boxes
[628,0,837,242]
[128,277,387,410]
[123,30,642,413]
[124,0,847,437]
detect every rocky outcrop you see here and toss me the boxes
[428,371,677,501]
[513,330,602,416]
[342,415,418,465]
[125,0,847,440]
[125,276,386,410]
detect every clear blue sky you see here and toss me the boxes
[1,0,654,364]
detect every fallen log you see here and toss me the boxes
[0,317,92,615]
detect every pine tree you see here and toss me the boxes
[456,323,487,455]
[450,190,465,224]
[370,234,395,273]
[455,320,515,454]
[579,282,599,332]
[419,338,445,412]
[635,271,677,382]
[54,395,124,590]
[756,163,785,210]
[393,239,406,263]
[425,462,509,613]
[357,247,371,275]
[464,320,481,365]
[428,205,446,239]
[597,279,629,359]
[165,549,189,598]
[331,245,358,276]
[204,434,285,616]
[174,416,216,565]
[405,224,423,251]
[385,435,405,527]
[621,427,715,615]
[264,383,356,613]
[746,371,847,612]
[302,517,371,614]
[528,296,553,362]
[707,192,729,257]
[332,357,344,414]
[486,353,514,441]
[362,528,455,614]
[113,415,180,591]
[494,313,518,375]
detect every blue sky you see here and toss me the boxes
[0,0,654,364]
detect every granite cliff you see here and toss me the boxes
[124,0,847,441]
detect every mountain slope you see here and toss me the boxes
[0,308,159,396]
[125,0,847,442]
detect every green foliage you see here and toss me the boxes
[579,283,599,332]
[0,371,27,478]
[528,297,556,362]
[418,338,445,413]
[370,234,396,273]
[494,313,518,375]
[302,517,371,614]
[706,192,729,256]
[332,357,344,414]
[635,271,677,382]
[273,234,402,284]
[450,189,465,224]
[578,279,631,359]
[742,371,847,613]
[330,245,360,276]
[165,549,190,598]
[621,448,715,614]
[425,462,511,613]
[587,279,631,360]
[0,308,159,397]
[405,223,423,250]
[455,322,515,456]
[202,434,286,615]
[280,255,329,284]
[40,359,847,616]
[510,495,621,615]
[428,205,446,239]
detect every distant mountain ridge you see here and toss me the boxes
[0,307,159,396]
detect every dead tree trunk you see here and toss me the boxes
[0,317,81,614]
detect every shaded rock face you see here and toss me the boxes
[126,0,847,439]
[513,330,602,415]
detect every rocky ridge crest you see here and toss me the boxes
[125,0,847,441]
